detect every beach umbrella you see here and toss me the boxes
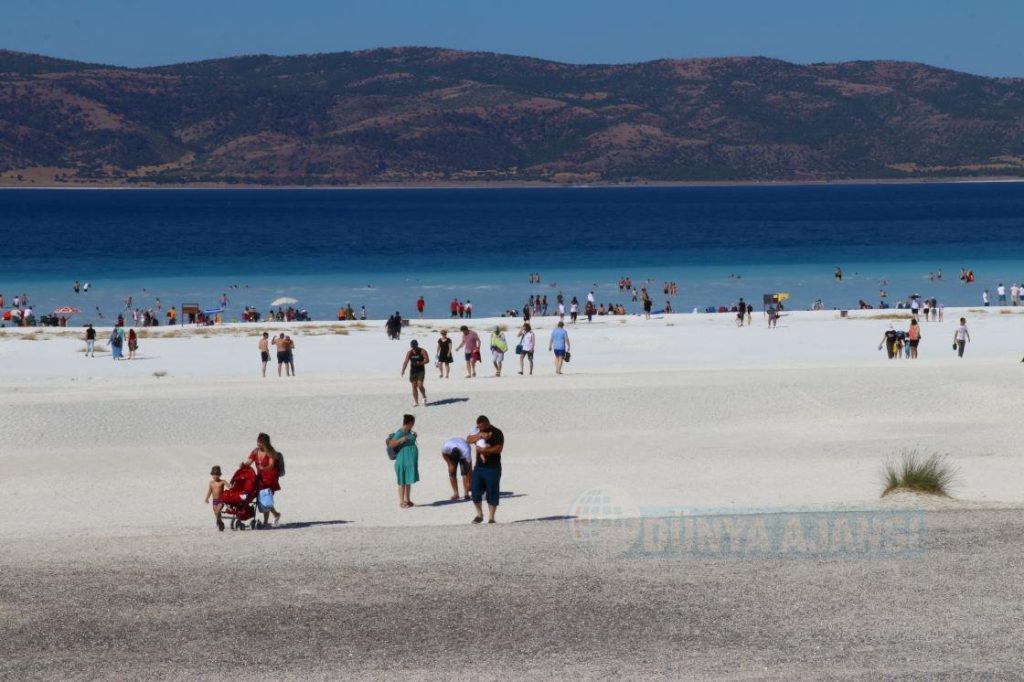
[203,308,224,316]
[271,296,298,306]
[53,306,81,315]
[774,292,791,302]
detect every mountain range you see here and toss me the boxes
[2,47,1024,186]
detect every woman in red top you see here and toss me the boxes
[248,432,281,527]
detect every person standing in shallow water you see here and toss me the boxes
[388,414,420,508]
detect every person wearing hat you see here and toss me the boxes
[401,339,430,407]
[489,326,508,377]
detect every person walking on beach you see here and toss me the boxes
[248,433,283,527]
[549,320,570,374]
[441,436,473,500]
[387,414,420,508]
[455,325,481,378]
[401,340,429,407]
[84,323,96,357]
[997,283,1006,305]
[907,319,921,359]
[489,326,508,377]
[517,322,535,375]
[464,300,473,318]
[436,330,453,379]
[953,317,971,358]
[469,415,504,524]
[204,465,227,531]
[450,298,459,319]
[416,296,425,319]
[286,335,296,376]
[127,329,139,360]
[570,297,579,324]
[108,325,125,360]
[879,324,900,360]
[258,332,270,377]
[736,298,746,328]
[642,288,652,319]
[274,333,291,377]
[983,289,990,306]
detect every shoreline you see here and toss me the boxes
[3,175,1024,191]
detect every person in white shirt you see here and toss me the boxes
[997,283,1006,305]
[953,317,971,358]
[517,322,536,375]
[441,436,473,500]
[982,289,990,306]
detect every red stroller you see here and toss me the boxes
[220,464,259,530]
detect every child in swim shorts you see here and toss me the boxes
[205,465,227,531]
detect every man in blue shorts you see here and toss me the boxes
[469,415,504,524]
[548,320,570,374]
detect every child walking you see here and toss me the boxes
[204,465,227,531]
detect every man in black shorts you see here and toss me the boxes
[468,415,504,524]
[401,339,429,407]
[258,332,270,377]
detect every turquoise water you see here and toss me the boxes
[1,184,1023,321]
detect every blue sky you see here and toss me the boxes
[2,0,1022,77]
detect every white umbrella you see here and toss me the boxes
[271,297,298,306]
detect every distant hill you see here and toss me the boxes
[2,47,1024,185]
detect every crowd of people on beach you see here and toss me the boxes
[393,321,570,402]
[206,417,507,531]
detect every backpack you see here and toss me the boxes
[385,437,399,461]
[275,451,286,477]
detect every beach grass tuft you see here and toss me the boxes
[870,313,914,320]
[881,449,956,497]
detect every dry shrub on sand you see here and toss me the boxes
[881,449,957,497]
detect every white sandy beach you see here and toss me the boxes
[2,307,1022,543]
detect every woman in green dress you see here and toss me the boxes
[388,413,420,508]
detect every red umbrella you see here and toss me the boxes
[53,306,82,315]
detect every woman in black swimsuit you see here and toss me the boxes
[436,330,454,378]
